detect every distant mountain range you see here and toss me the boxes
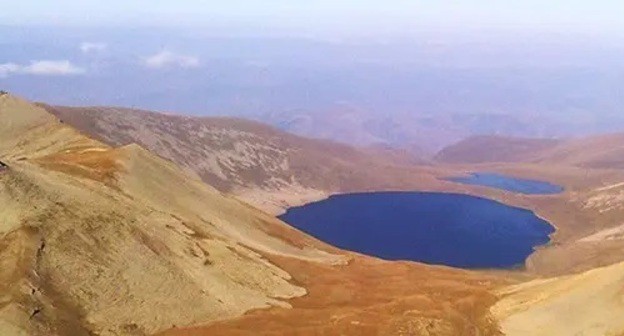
[261,106,624,155]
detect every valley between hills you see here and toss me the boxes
[2,93,624,335]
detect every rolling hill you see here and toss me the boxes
[536,133,624,169]
[436,133,624,169]
[435,135,561,164]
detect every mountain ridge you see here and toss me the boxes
[40,103,442,214]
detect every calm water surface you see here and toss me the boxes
[280,192,554,269]
[446,173,564,195]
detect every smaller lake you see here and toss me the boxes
[445,172,564,195]
[280,192,555,269]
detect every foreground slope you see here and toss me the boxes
[162,256,502,336]
[41,104,441,214]
[492,261,624,336]
[0,95,340,335]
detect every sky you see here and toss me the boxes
[1,1,623,147]
[2,0,624,37]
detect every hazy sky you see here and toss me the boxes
[3,0,624,37]
[2,2,623,145]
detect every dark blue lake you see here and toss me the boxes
[279,192,554,269]
[446,173,564,195]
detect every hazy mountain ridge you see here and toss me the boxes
[261,107,592,154]
[265,108,471,154]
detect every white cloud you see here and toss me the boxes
[0,63,20,77]
[80,42,107,53]
[142,50,200,69]
[0,60,85,77]
[21,61,85,75]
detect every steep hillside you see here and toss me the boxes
[0,95,341,335]
[40,104,441,213]
[435,135,561,164]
